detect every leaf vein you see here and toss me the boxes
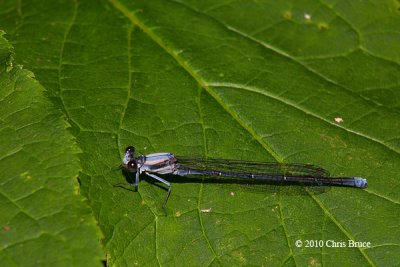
[208,82,399,155]
[309,193,376,266]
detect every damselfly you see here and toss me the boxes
[121,146,368,207]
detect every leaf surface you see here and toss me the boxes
[0,32,103,266]
[1,0,399,266]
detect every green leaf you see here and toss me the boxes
[0,32,103,266]
[1,0,400,266]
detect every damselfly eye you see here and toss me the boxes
[126,160,137,172]
[125,146,136,155]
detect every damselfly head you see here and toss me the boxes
[123,146,136,163]
[121,147,139,182]
[125,146,136,157]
